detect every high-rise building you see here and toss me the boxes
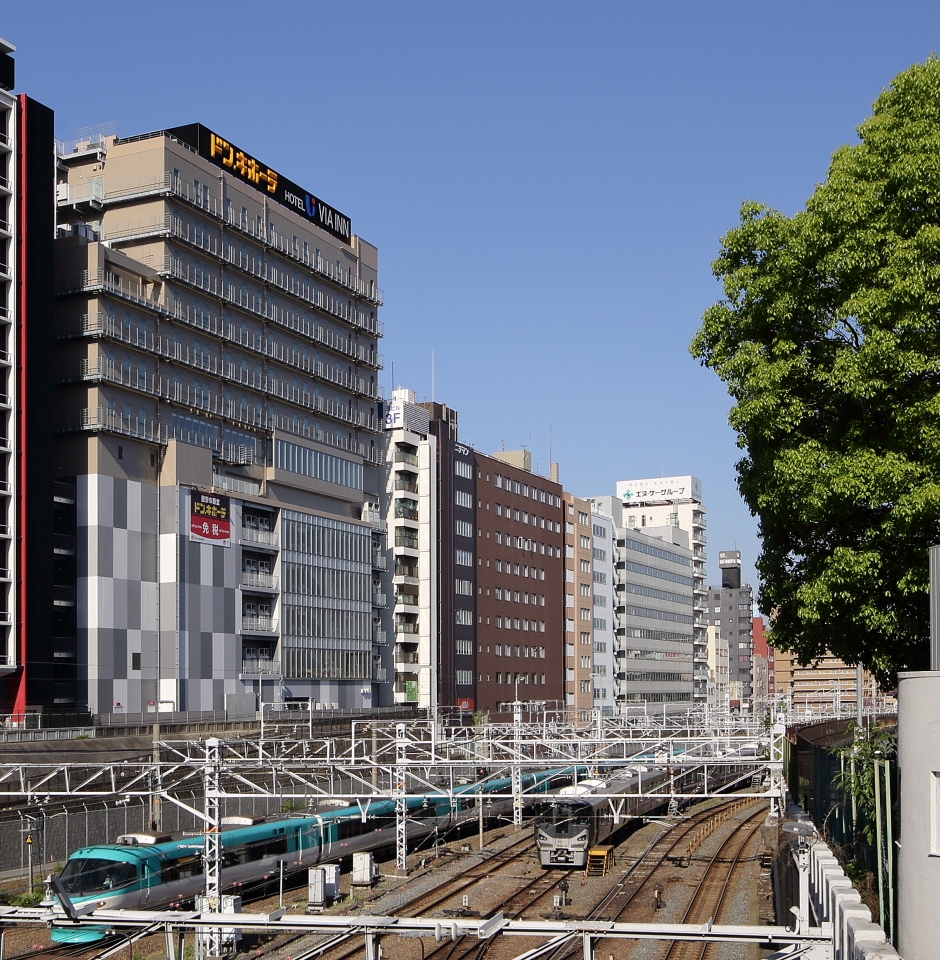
[705,550,753,710]
[615,476,707,704]
[588,506,615,716]
[53,123,384,718]
[589,495,694,716]
[474,452,564,717]
[563,492,594,719]
[0,39,58,719]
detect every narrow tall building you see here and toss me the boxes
[588,506,615,716]
[705,550,754,710]
[0,40,59,719]
[53,123,384,717]
[562,493,594,719]
[381,390,438,710]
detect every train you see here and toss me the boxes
[50,767,569,944]
[534,754,761,867]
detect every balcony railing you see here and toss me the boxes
[372,592,387,608]
[242,616,278,634]
[53,533,75,554]
[241,527,279,547]
[240,659,281,675]
[242,572,278,590]
[394,451,419,467]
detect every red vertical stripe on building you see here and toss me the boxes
[12,95,27,719]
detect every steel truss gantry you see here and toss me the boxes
[1,899,834,960]
[0,718,786,956]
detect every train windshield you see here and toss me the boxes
[59,858,138,895]
[537,802,589,836]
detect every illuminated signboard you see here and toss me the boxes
[168,123,352,245]
[190,490,231,547]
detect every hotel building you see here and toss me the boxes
[53,123,384,718]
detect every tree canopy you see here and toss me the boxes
[691,58,940,685]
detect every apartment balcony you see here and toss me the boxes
[394,593,418,610]
[241,527,279,550]
[54,481,76,505]
[54,585,76,608]
[56,179,104,212]
[242,572,278,591]
[372,553,388,571]
[372,592,387,608]
[373,628,387,646]
[393,649,420,665]
[394,450,419,468]
[241,616,279,635]
[395,621,419,636]
[53,533,75,555]
[393,573,419,587]
[240,658,282,677]
[394,681,419,703]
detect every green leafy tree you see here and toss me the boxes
[691,58,940,683]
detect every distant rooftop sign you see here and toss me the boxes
[616,475,702,505]
[168,123,352,245]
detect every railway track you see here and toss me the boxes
[533,798,765,960]
[660,807,767,960]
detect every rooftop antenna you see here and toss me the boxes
[431,349,435,403]
[549,425,553,465]
[391,359,394,394]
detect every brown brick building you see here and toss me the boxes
[473,451,564,718]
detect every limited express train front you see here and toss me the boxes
[52,843,158,943]
[533,780,605,867]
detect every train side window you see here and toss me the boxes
[161,855,201,883]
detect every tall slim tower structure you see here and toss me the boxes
[705,550,753,710]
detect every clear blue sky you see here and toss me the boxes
[5,2,938,599]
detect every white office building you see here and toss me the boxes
[615,477,707,705]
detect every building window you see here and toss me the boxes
[455,520,474,538]
[456,609,473,626]
[455,460,473,479]
[455,490,473,508]
[579,607,591,621]
[592,523,606,538]
[579,535,591,550]
[456,639,473,655]
[456,670,473,686]
[580,632,591,644]
[579,680,591,693]
[580,656,591,669]
[456,579,473,595]
[455,550,473,566]
[579,583,591,597]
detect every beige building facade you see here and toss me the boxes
[563,493,594,718]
